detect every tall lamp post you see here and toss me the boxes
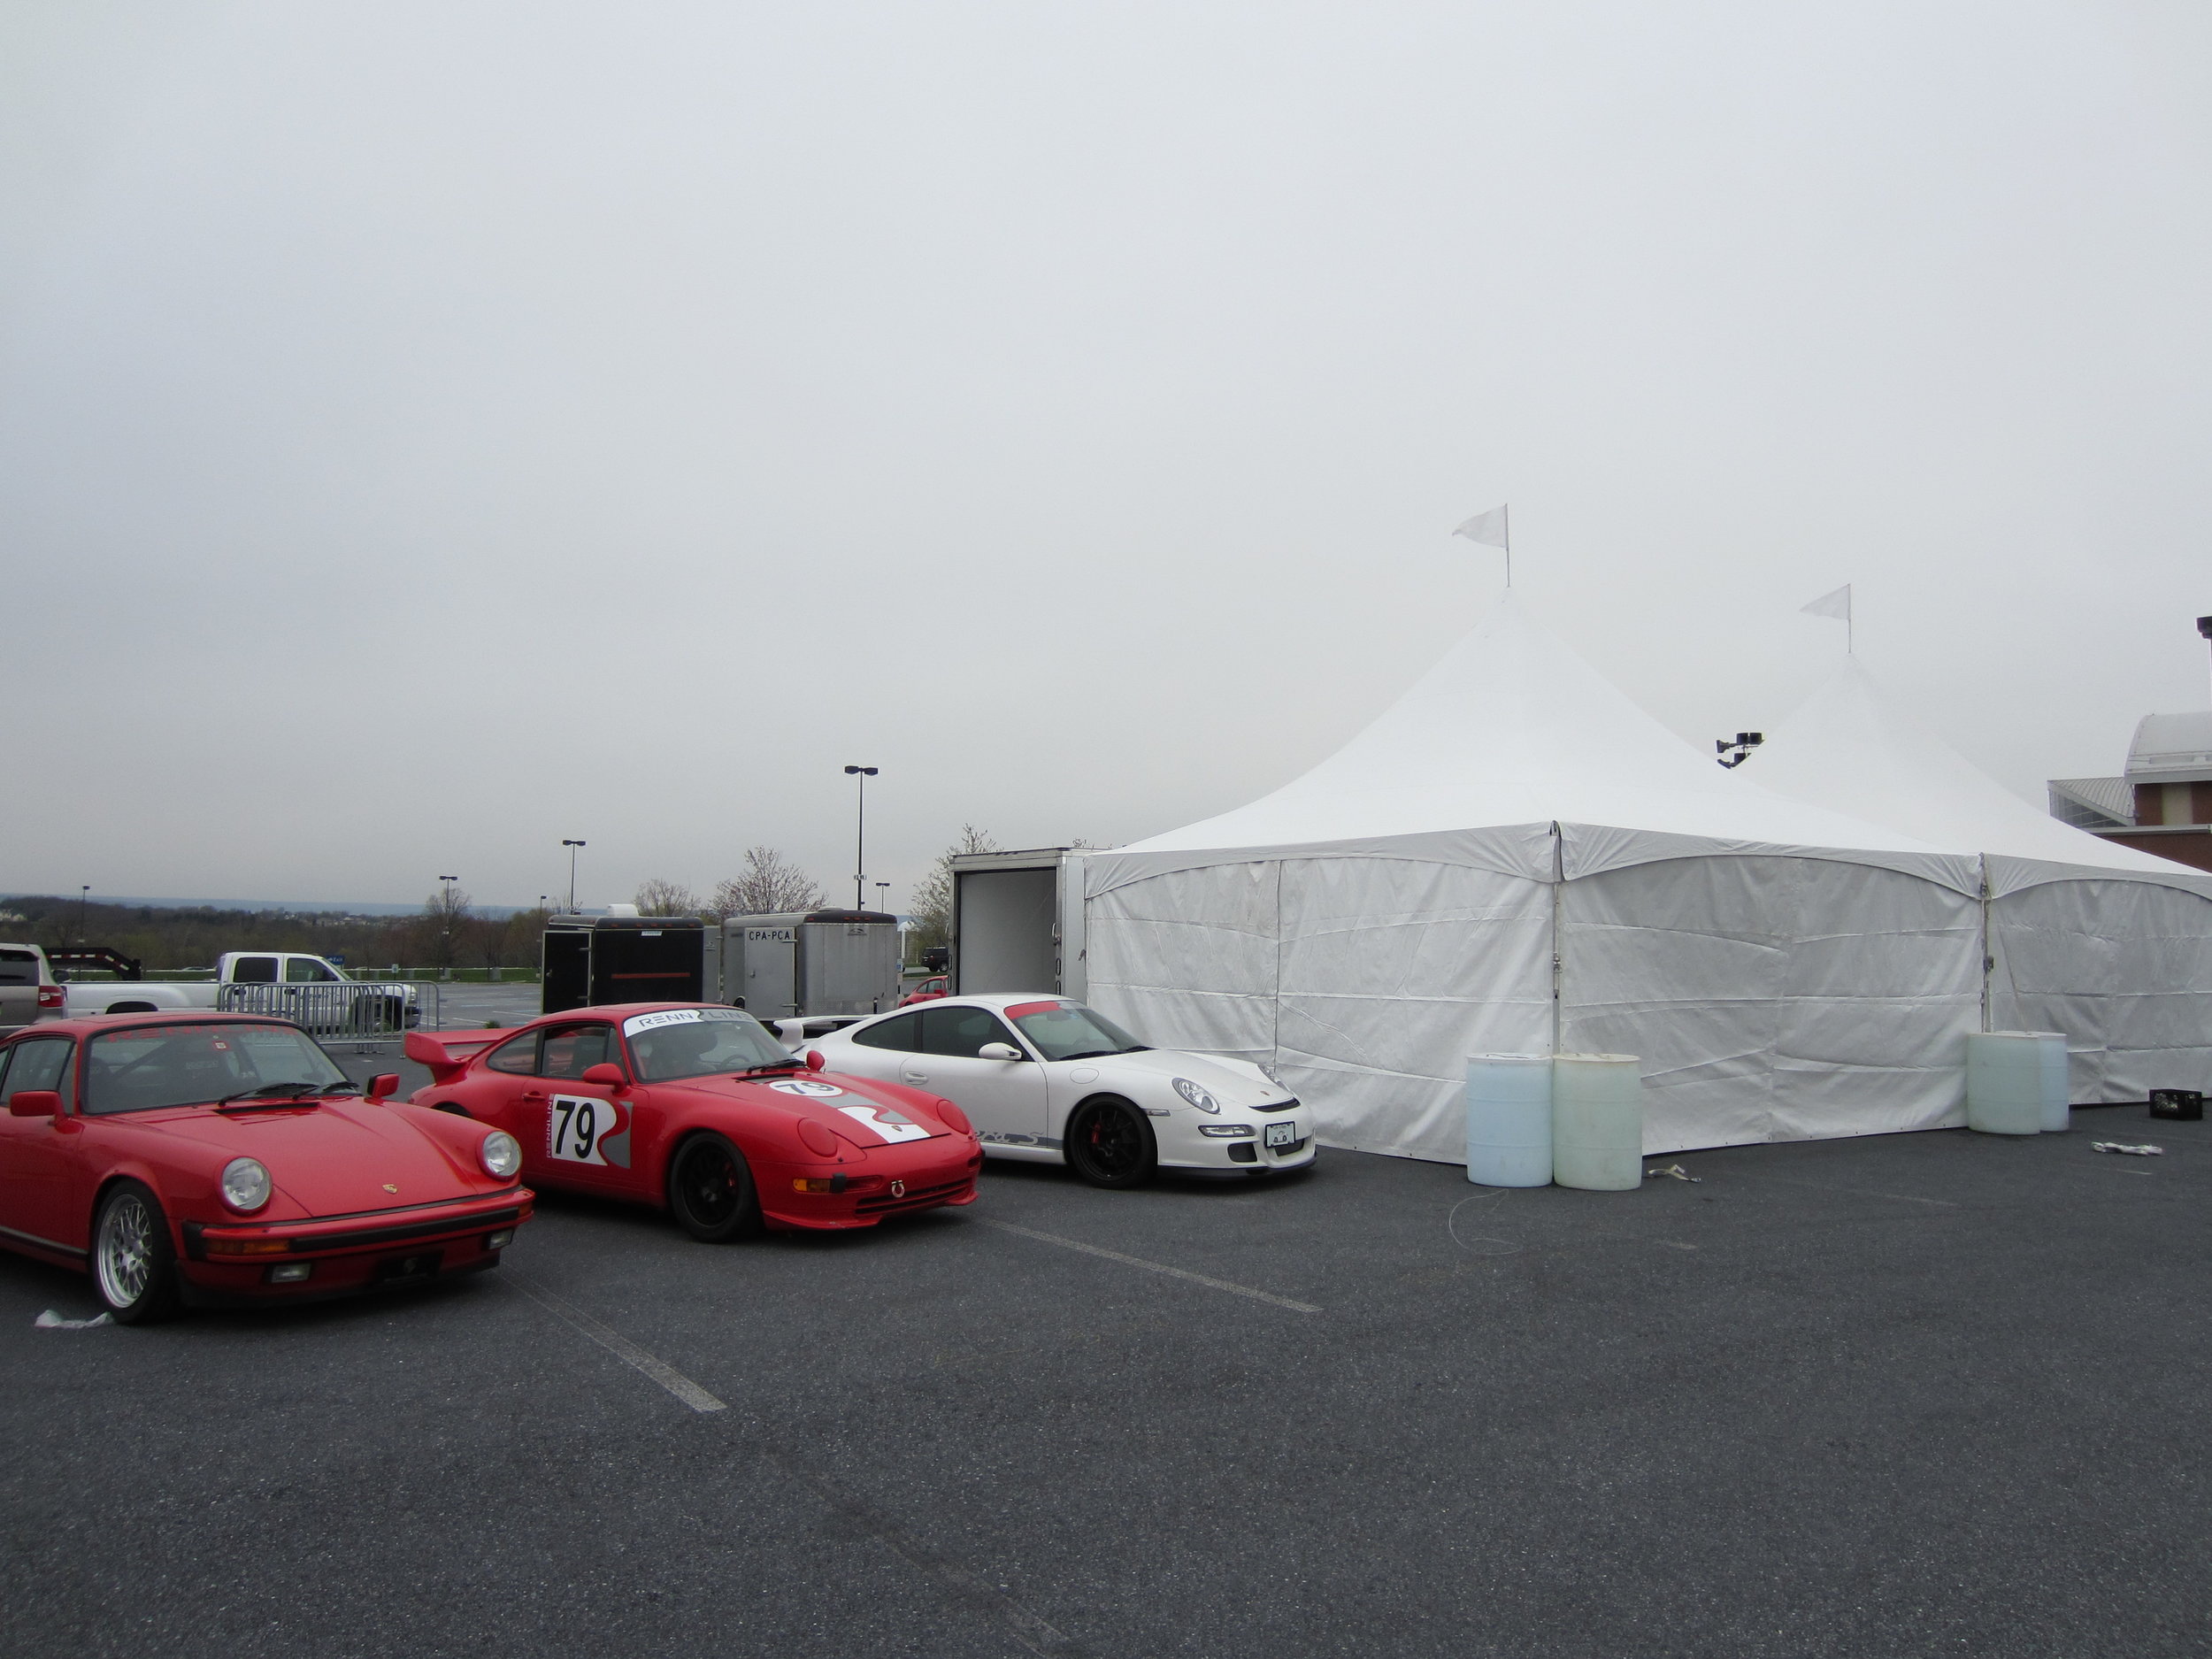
[438,876,460,977]
[562,841,587,911]
[843,766,878,910]
[78,885,89,943]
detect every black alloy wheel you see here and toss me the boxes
[1064,1098,1157,1189]
[92,1180,184,1325]
[667,1133,764,1242]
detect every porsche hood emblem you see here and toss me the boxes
[381,1183,399,1194]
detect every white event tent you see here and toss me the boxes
[1744,657,2212,1103]
[1078,597,2212,1162]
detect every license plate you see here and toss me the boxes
[1263,1122,1298,1148]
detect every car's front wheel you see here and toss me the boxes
[1064,1097,1157,1189]
[666,1133,764,1242]
[92,1181,183,1325]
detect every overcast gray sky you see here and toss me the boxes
[4,2,2208,910]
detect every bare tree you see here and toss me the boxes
[420,884,472,972]
[908,825,997,950]
[634,878,700,917]
[709,847,826,918]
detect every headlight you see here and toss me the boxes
[480,1131,522,1179]
[220,1157,272,1212]
[1171,1077,1218,1112]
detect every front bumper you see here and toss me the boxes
[177,1187,534,1303]
[1159,1115,1317,1172]
[758,1137,984,1232]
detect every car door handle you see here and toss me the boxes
[902,1069,927,1083]
[520,1090,546,1102]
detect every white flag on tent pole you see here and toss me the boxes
[1453,505,1509,549]
[1801,583,1853,651]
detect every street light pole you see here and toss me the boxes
[843,766,879,911]
[78,886,89,943]
[438,876,460,977]
[562,841,587,911]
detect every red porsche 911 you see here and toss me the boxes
[405,1003,981,1240]
[0,1014,534,1323]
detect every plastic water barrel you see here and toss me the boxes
[2032,1031,2070,1133]
[1466,1054,1552,1187]
[1966,1032,2045,1135]
[1551,1054,1643,1191]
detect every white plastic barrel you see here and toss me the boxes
[1551,1053,1643,1191]
[1966,1032,2045,1135]
[1466,1054,1553,1187]
[2032,1031,2070,1133]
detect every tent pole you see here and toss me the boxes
[1550,821,1563,1054]
[1979,858,1992,1033]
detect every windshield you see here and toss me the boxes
[1008,1002,1148,1062]
[625,1008,793,1081]
[85,1023,350,1115]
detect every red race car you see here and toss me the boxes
[0,1013,533,1324]
[405,1002,981,1241]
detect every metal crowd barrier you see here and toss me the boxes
[218,980,439,1038]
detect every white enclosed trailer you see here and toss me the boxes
[949,849,1087,999]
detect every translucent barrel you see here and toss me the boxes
[1551,1053,1643,1191]
[1966,1032,2045,1135]
[2033,1031,2070,1133]
[1466,1054,1553,1187]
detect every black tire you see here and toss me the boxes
[1064,1097,1157,1189]
[666,1133,764,1242]
[433,1102,473,1118]
[91,1181,184,1325]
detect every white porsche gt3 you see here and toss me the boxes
[802,995,1317,1188]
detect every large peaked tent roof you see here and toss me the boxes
[1117,594,1957,876]
[1745,657,2192,879]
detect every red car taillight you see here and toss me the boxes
[35,986,64,1011]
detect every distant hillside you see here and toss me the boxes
[0,895,547,972]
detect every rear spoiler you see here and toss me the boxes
[403,1027,517,1086]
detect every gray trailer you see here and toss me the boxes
[722,910,902,1019]
[949,848,1087,998]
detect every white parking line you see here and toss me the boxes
[977,1218,1322,1314]
[509,1271,726,1413]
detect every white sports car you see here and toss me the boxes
[802,995,1317,1188]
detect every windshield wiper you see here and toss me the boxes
[734,1059,804,1074]
[215,1081,334,1107]
[1055,1047,1152,1061]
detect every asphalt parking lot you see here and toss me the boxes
[3,1109,2208,1659]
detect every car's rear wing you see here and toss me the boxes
[403,1027,517,1085]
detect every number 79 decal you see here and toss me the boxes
[547,1094,632,1168]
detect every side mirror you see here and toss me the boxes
[582,1063,626,1087]
[978,1042,1025,1063]
[7,1090,60,1118]
[804,1049,826,1072]
[367,1073,401,1101]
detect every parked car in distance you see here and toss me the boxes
[804,995,1317,1188]
[405,1003,983,1241]
[58,950,422,1034]
[897,976,949,1008]
[0,943,66,1034]
[0,1013,534,1322]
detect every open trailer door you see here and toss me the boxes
[950,849,1084,997]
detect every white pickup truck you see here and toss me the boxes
[51,949,423,1033]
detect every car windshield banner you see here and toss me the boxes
[623,1008,747,1037]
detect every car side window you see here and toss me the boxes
[232,956,278,984]
[850,1011,922,1052]
[285,957,336,983]
[0,949,41,985]
[540,1025,616,1079]
[486,1033,540,1074]
[0,1039,73,1108]
[921,1005,1018,1058]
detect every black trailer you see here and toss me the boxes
[541,913,711,1015]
